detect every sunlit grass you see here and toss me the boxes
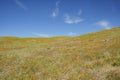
[0,27,120,80]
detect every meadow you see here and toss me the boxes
[0,27,120,80]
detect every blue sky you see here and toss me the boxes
[0,0,120,37]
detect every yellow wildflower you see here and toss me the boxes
[79,74,85,79]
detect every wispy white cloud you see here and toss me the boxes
[51,0,60,18]
[64,10,83,24]
[78,10,82,15]
[15,0,27,10]
[32,32,50,37]
[68,32,77,36]
[64,14,83,24]
[96,20,111,29]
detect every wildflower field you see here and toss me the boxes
[0,27,120,80]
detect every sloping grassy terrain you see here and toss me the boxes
[0,27,120,80]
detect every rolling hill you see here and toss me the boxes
[0,27,120,80]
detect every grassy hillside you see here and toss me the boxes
[0,27,120,80]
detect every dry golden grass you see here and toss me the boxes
[0,27,120,80]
